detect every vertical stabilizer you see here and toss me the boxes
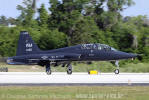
[16,31,41,56]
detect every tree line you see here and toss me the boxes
[0,0,149,62]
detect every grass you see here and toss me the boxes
[0,86,149,100]
[0,61,149,72]
[120,63,149,72]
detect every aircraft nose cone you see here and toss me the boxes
[115,51,138,59]
[128,53,138,58]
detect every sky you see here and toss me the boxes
[0,0,149,18]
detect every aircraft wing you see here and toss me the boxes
[28,59,68,61]
[27,54,81,61]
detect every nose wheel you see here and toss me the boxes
[46,63,51,75]
[67,63,72,75]
[114,69,119,74]
[114,60,120,74]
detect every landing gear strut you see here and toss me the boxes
[114,60,119,74]
[46,63,51,75]
[67,63,72,75]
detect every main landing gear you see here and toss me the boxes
[67,63,72,75]
[114,60,120,74]
[46,63,51,75]
[45,62,73,75]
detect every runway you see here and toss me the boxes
[0,72,149,86]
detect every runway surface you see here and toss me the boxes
[0,72,149,86]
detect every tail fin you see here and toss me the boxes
[16,31,41,56]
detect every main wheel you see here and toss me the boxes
[67,63,72,75]
[114,69,119,74]
[67,69,72,75]
[46,70,51,75]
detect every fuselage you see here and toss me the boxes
[7,43,137,65]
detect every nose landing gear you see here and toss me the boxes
[114,60,119,74]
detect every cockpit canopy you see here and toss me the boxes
[81,43,117,51]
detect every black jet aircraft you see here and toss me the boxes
[7,31,138,75]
